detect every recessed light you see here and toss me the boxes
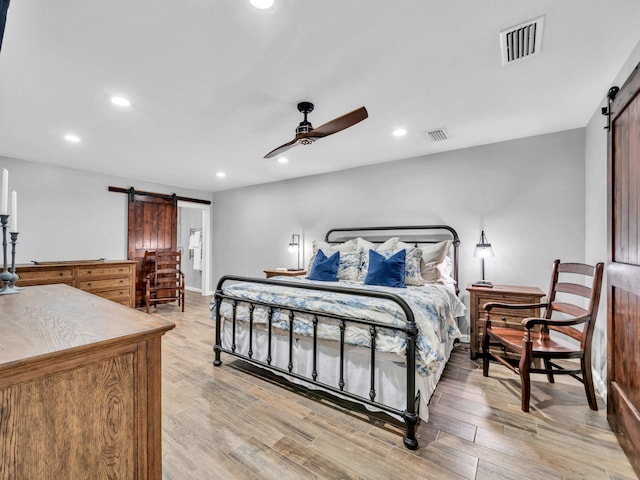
[392,128,407,137]
[216,172,226,178]
[110,96,131,107]
[277,157,288,164]
[64,134,81,143]
[250,0,274,9]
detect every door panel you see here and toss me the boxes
[127,194,177,307]
[607,62,640,478]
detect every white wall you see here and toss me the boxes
[584,39,640,395]
[0,155,213,272]
[212,128,586,336]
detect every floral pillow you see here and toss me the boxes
[308,239,357,271]
[403,247,425,286]
[335,248,363,281]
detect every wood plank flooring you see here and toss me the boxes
[153,292,637,480]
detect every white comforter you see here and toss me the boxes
[211,277,465,376]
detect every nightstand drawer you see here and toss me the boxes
[467,284,545,359]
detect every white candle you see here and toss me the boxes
[1,168,7,215]
[10,190,17,232]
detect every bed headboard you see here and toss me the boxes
[324,225,460,292]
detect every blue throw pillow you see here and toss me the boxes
[364,249,406,288]
[308,249,340,281]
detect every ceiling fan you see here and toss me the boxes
[264,102,368,158]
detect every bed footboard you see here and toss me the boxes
[213,275,421,450]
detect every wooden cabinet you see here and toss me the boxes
[15,259,136,307]
[467,284,545,359]
[264,269,308,278]
[0,284,175,479]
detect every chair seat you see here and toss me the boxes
[488,326,581,357]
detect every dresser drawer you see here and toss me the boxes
[14,260,135,308]
[16,268,74,285]
[79,277,130,291]
[93,288,132,304]
[78,265,133,279]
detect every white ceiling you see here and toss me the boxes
[1,1,639,192]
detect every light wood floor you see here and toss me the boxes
[152,291,637,480]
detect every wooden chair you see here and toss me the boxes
[481,259,604,412]
[144,250,185,314]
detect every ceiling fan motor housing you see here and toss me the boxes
[296,101,314,135]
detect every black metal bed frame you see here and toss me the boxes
[213,225,460,450]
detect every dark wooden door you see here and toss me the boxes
[607,62,640,478]
[128,194,177,307]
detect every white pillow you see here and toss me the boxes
[420,240,451,265]
[422,256,456,285]
[356,236,399,252]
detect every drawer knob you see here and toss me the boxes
[87,270,92,274]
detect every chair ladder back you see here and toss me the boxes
[482,259,605,412]
[543,259,561,320]
[144,250,185,314]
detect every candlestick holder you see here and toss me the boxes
[0,214,20,295]
[9,232,21,290]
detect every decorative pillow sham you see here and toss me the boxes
[403,247,425,286]
[307,250,340,281]
[336,249,363,281]
[308,239,357,271]
[364,249,406,288]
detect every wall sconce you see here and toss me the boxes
[288,234,302,270]
[472,230,494,288]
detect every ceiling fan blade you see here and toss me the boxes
[264,137,299,158]
[302,106,368,139]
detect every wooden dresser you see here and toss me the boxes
[15,259,136,307]
[467,284,545,359]
[0,284,175,479]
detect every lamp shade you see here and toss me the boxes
[288,234,299,253]
[287,233,302,270]
[473,230,494,258]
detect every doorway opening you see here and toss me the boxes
[178,200,211,295]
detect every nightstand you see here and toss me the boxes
[264,269,308,279]
[467,284,545,359]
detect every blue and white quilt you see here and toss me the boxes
[211,277,465,377]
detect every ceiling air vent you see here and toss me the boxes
[500,16,544,65]
[426,129,448,142]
